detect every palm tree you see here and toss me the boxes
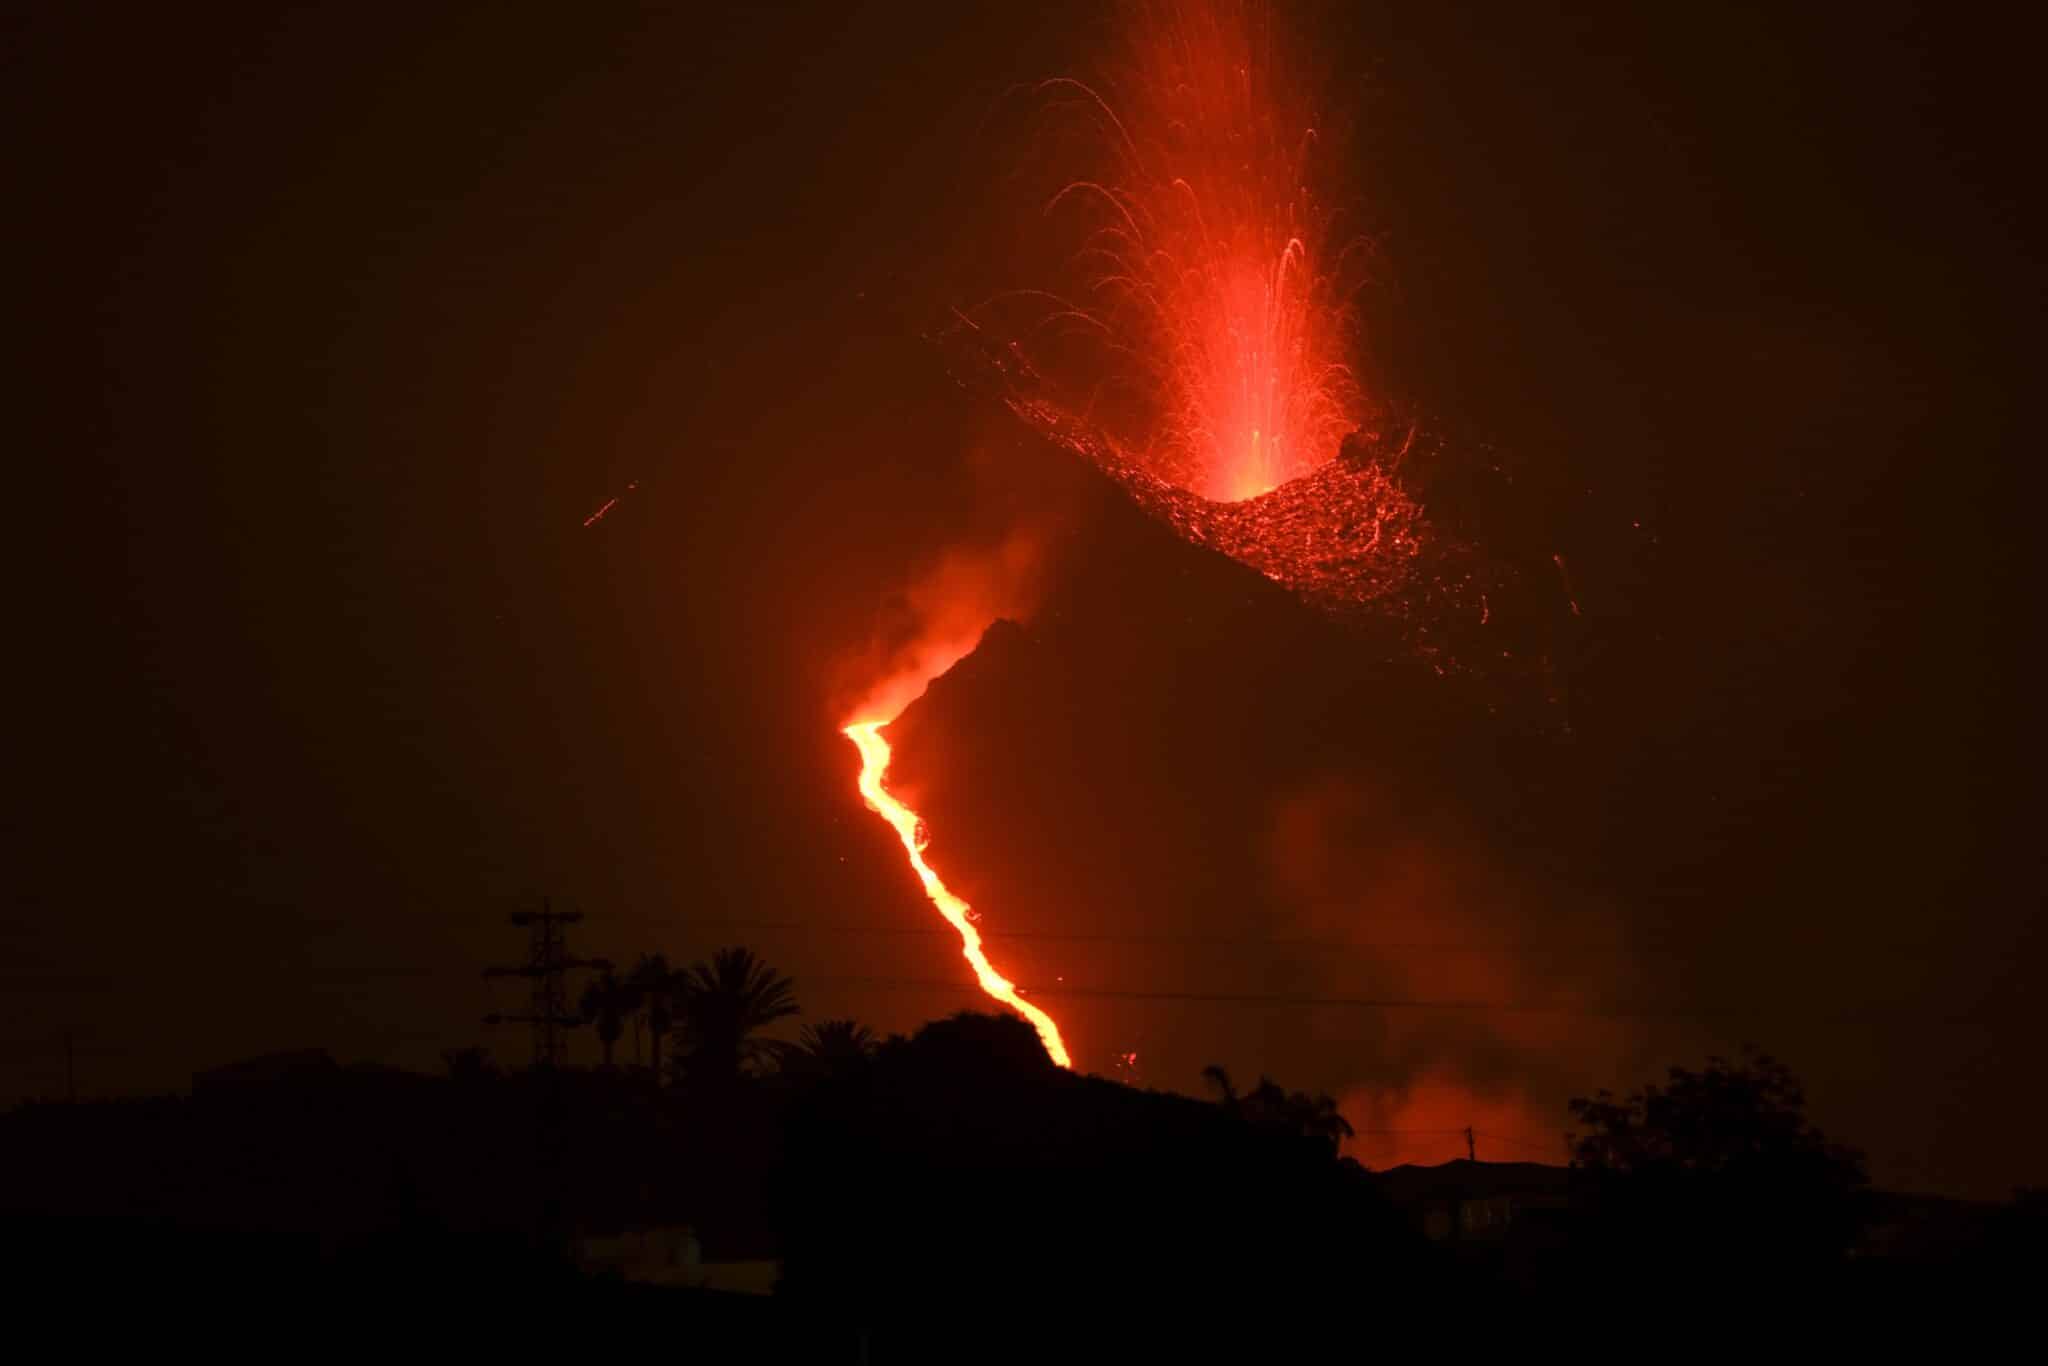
[578,962,634,1068]
[797,1018,878,1076]
[674,946,800,1084]
[1246,1078,1353,1154]
[1284,1089,1355,1155]
[627,953,679,1079]
[1207,1067,1352,1155]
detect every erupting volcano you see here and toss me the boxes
[844,2,1549,1070]
[845,719,1073,1068]
[943,0,1510,647]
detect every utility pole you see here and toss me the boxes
[480,899,608,1257]
[1465,1126,1476,1162]
[483,899,607,1067]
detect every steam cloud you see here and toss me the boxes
[841,527,1051,727]
[1263,775,1639,1167]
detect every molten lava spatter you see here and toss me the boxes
[942,1,1482,642]
[845,720,1073,1068]
[939,324,1558,700]
[1009,392,1427,613]
[989,1,1370,504]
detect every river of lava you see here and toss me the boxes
[844,720,1073,1068]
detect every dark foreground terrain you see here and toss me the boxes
[7,1017,2042,1352]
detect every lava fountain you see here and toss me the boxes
[943,1,1452,631]
[1003,0,1373,502]
[844,719,1073,1068]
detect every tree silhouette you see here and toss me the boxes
[1570,1046,1863,1179]
[795,1019,879,1077]
[673,947,800,1085]
[1257,1082,1353,1155]
[1203,1065,1352,1154]
[1569,1046,1869,1273]
[577,963,634,1069]
[891,1010,1056,1077]
[626,953,679,1080]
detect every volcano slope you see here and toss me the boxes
[875,365,1623,1117]
[938,318,1575,699]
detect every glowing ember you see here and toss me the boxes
[581,479,639,528]
[844,719,1073,1068]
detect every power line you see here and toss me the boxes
[797,974,1988,1022]
[1,914,1958,960]
[1474,1132,1571,1158]
[0,974,1995,1021]
[715,926,1650,951]
[0,967,1991,1023]
[1345,1129,1568,1162]
[684,918,1960,956]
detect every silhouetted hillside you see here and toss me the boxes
[776,1011,1437,1356]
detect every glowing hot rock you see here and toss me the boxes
[844,720,1072,1068]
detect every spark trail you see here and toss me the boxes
[844,720,1073,1068]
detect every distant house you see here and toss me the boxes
[572,1225,778,1295]
[1375,1159,1572,1243]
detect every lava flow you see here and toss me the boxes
[844,719,1073,1068]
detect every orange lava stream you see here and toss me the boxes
[844,720,1073,1069]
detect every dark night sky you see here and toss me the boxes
[7,3,2038,1197]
